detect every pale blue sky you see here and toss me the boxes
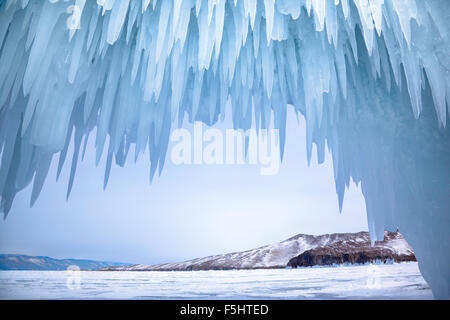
[0,107,368,265]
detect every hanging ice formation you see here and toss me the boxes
[0,0,449,297]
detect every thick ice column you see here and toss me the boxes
[347,91,449,298]
[332,81,450,299]
[325,29,450,298]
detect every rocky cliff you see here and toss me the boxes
[288,231,416,268]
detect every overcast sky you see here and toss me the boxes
[0,107,368,265]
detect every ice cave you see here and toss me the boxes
[0,0,449,298]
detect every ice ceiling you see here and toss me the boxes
[0,0,449,298]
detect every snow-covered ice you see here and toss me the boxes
[0,263,432,300]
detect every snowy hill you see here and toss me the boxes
[0,254,128,271]
[102,231,415,271]
[288,231,416,268]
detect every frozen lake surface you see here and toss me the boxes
[0,262,432,299]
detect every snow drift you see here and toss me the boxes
[0,0,448,297]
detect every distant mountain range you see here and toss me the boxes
[100,231,416,271]
[1,232,415,271]
[0,254,128,270]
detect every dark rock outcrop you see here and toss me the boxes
[288,231,416,268]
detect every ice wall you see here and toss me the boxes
[0,0,449,298]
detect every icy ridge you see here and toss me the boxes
[0,0,448,211]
